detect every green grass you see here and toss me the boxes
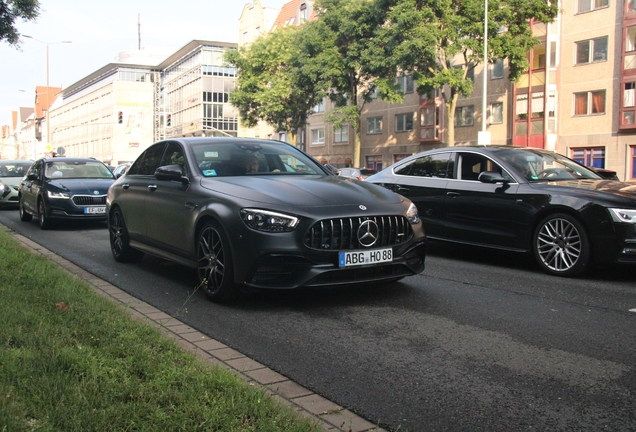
[0,228,321,432]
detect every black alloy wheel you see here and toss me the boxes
[37,198,50,229]
[19,198,32,222]
[197,221,236,302]
[109,207,144,263]
[533,213,590,277]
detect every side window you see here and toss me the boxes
[459,153,505,181]
[29,160,42,179]
[395,152,454,178]
[160,142,186,175]
[129,143,166,176]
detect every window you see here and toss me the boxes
[455,106,474,127]
[490,102,504,124]
[366,155,383,171]
[395,152,454,178]
[575,36,608,64]
[396,75,414,94]
[466,64,475,81]
[573,90,606,115]
[572,147,605,168]
[299,3,308,21]
[577,0,609,13]
[394,154,411,163]
[459,153,505,181]
[313,98,325,113]
[492,60,504,79]
[395,113,414,132]
[420,105,440,140]
[632,146,636,179]
[367,116,383,134]
[334,125,348,143]
[311,128,325,145]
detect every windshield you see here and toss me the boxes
[497,149,602,182]
[192,141,324,177]
[44,161,115,180]
[0,162,31,178]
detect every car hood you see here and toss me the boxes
[48,179,114,194]
[530,179,636,200]
[1,177,23,187]
[200,175,403,210]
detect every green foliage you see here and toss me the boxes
[379,0,559,145]
[0,229,320,432]
[225,26,326,141]
[0,0,40,46]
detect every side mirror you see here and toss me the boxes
[155,165,190,184]
[27,173,38,180]
[478,171,508,184]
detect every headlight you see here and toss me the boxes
[240,208,300,232]
[609,208,636,223]
[47,190,71,199]
[0,182,8,193]
[406,202,420,224]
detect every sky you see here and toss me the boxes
[0,0,290,124]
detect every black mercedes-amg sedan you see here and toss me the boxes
[366,145,636,277]
[107,138,426,302]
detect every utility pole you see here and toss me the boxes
[138,14,142,50]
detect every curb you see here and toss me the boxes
[1,224,387,432]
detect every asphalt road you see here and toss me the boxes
[1,208,635,432]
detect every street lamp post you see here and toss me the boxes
[23,35,72,153]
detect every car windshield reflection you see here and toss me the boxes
[193,141,323,177]
[44,161,115,180]
[497,149,601,182]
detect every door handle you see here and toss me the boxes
[147,184,157,191]
[395,185,410,192]
[185,202,197,211]
[447,192,460,198]
[122,183,130,190]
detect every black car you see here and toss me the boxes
[107,138,426,302]
[366,145,636,277]
[19,157,115,229]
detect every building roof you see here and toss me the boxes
[61,40,238,101]
[271,0,316,30]
[35,86,62,119]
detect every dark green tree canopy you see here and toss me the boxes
[0,0,40,46]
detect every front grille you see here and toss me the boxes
[304,216,413,250]
[72,195,107,206]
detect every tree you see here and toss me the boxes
[301,0,396,167]
[378,0,559,146]
[0,0,40,46]
[225,26,326,146]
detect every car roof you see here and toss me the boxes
[41,157,107,163]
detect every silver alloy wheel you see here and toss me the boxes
[197,226,226,294]
[536,217,582,272]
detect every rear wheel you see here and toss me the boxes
[37,199,51,229]
[109,207,144,263]
[19,198,32,222]
[533,213,590,277]
[197,221,236,302]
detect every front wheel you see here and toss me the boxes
[197,222,236,302]
[38,199,51,229]
[533,213,590,277]
[19,198,32,222]
[109,207,144,263]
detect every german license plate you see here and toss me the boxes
[339,248,393,268]
[84,206,106,214]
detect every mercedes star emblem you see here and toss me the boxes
[359,205,367,210]
[357,220,379,247]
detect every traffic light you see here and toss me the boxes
[118,111,123,124]
[166,113,172,127]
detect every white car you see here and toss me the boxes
[0,160,33,209]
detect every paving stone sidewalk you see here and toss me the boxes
[2,225,386,432]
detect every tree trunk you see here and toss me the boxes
[445,92,459,147]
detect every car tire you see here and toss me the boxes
[109,207,144,263]
[533,213,590,277]
[197,221,236,302]
[37,198,51,230]
[19,198,32,222]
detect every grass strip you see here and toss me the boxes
[0,228,320,432]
